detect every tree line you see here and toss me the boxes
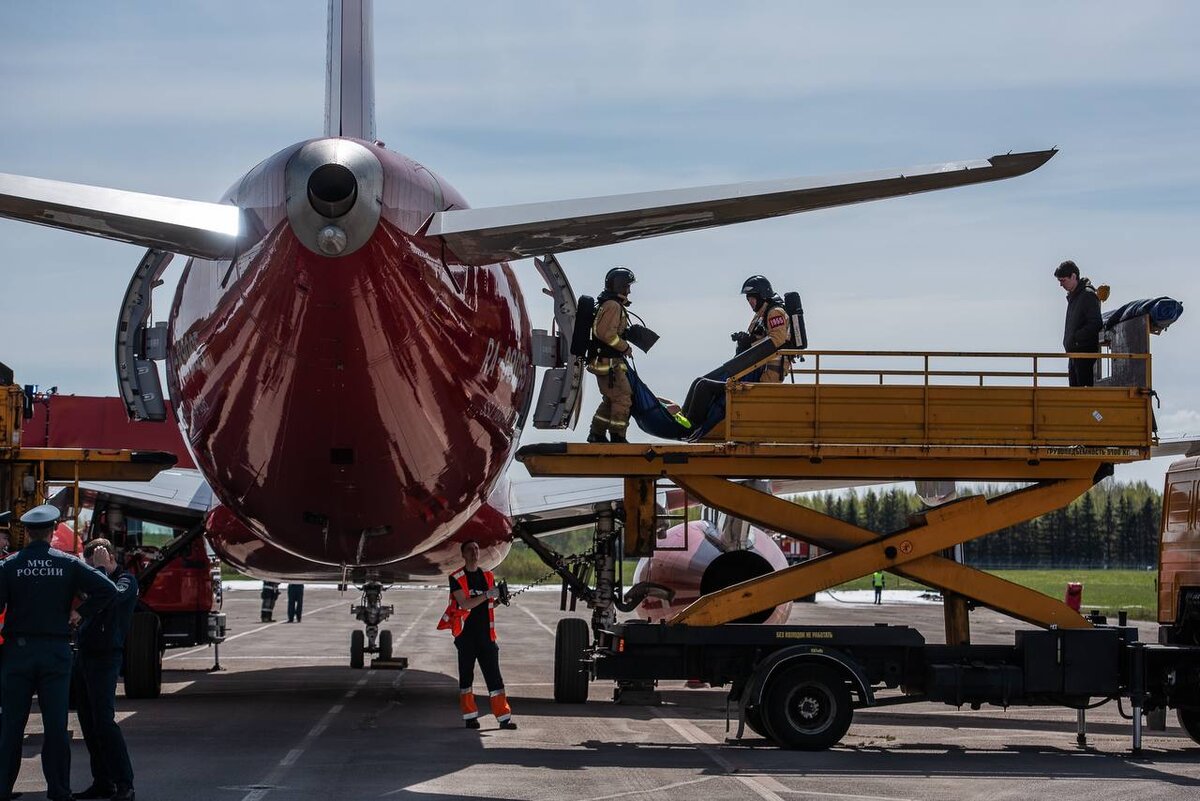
[795,480,1163,569]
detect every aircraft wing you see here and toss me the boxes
[0,172,239,260]
[508,475,638,536]
[1153,436,1200,459]
[425,149,1056,266]
[49,468,214,529]
[507,471,883,537]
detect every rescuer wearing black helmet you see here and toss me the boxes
[586,267,636,443]
[732,274,792,382]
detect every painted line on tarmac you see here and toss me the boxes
[393,597,436,643]
[652,710,785,801]
[517,604,556,636]
[164,601,344,661]
[655,710,923,801]
[177,655,349,661]
[578,775,718,801]
[238,598,435,801]
[778,790,922,800]
[239,672,372,801]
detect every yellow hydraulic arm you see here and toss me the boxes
[667,475,1094,629]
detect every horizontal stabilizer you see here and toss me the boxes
[1152,437,1200,459]
[425,149,1056,265]
[0,172,239,260]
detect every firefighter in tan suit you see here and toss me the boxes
[586,267,636,443]
[740,275,791,383]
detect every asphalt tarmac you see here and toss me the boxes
[10,587,1200,800]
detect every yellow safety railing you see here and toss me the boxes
[722,349,1154,451]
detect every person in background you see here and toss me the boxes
[1054,260,1103,387]
[872,570,885,605]
[260,581,280,623]
[73,539,137,801]
[287,583,305,623]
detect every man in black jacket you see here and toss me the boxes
[73,539,138,801]
[0,505,116,801]
[1055,260,1103,387]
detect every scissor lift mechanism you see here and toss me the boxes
[516,330,1200,750]
[522,344,1153,636]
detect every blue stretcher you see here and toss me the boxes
[1103,296,1184,332]
[625,338,778,441]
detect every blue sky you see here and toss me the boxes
[1,2,1196,489]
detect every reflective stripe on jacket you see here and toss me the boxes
[436,568,497,640]
[588,299,630,374]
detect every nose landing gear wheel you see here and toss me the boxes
[378,629,393,661]
[350,630,365,669]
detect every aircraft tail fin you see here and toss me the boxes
[325,0,376,141]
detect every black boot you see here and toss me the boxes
[609,430,628,444]
[73,786,114,800]
[586,424,608,443]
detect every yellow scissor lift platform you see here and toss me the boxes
[519,342,1156,641]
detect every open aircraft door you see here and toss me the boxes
[115,248,173,422]
[530,254,584,429]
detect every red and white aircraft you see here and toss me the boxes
[0,3,1055,616]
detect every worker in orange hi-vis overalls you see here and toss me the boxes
[437,541,516,730]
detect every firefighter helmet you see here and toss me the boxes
[740,275,773,301]
[605,266,636,295]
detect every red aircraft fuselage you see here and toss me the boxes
[167,139,534,580]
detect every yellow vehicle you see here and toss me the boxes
[519,320,1200,752]
[1159,456,1200,645]
[0,368,174,544]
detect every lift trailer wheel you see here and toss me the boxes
[762,663,853,750]
[554,618,590,703]
[123,612,163,699]
[350,630,365,669]
[378,629,393,661]
[1178,708,1200,746]
[744,704,769,739]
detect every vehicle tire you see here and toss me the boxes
[744,704,770,739]
[761,663,853,750]
[378,629,393,661]
[554,618,590,703]
[123,612,163,699]
[1178,708,1200,745]
[350,630,365,669]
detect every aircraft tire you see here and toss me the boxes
[761,663,852,750]
[379,629,393,661]
[350,630,365,669]
[124,612,163,699]
[554,618,590,704]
